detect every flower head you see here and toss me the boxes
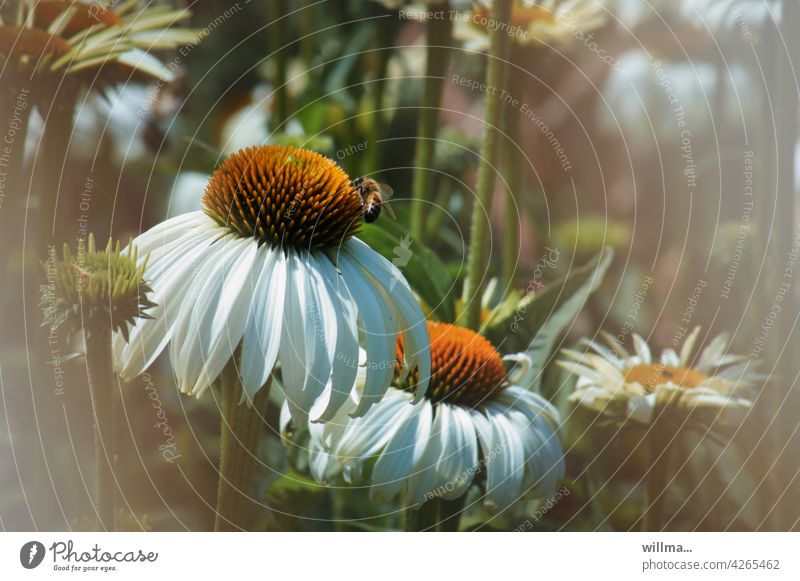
[560,328,758,425]
[455,0,607,52]
[42,234,155,340]
[114,145,430,423]
[286,322,565,508]
[202,145,363,250]
[0,1,197,106]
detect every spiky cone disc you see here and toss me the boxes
[41,234,156,341]
[395,321,507,406]
[202,145,363,250]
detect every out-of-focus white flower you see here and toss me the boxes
[455,0,608,52]
[560,328,758,425]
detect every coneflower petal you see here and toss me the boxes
[188,239,258,397]
[370,400,432,503]
[337,252,396,418]
[240,247,286,399]
[342,238,431,401]
[170,237,255,396]
[312,255,359,423]
[115,229,218,379]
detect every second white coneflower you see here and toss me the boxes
[284,322,565,530]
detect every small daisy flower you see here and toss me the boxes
[455,0,607,52]
[560,328,758,425]
[286,322,565,508]
[114,145,430,422]
[0,0,197,107]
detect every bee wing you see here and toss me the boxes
[382,200,397,220]
[378,183,394,199]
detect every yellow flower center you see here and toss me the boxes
[624,364,709,392]
[202,145,363,250]
[396,322,507,406]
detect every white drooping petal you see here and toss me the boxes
[342,238,431,402]
[335,390,414,466]
[627,393,657,424]
[299,253,338,418]
[371,400,433,502]
[472,407,524,508]
[311,255,360,423]
[336,253,396,418]
[406,406,447,507]
[440,404,479,500]
[115,227,221,380]
[127,211,209,256]
[278,249,313,420]
[170,237,257,396]
[240,247,286,399]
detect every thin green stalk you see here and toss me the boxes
[214,362,269,531]
[364,15,398,175]
[501,87,522,288]
[268,0,289,130]
[409,2,452,242]
[642,393,679,532]
[461,0,514,330]
[404,499,441,532]
[36,98,75,245]
[425,177,454,236]
[85,326,116,531]
[438,496,466,531]
[0,86,32,310]
[299,0,315,71]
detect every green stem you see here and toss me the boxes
[642,393,679,532]
[364,15,398,175]
[268,0,289,130]
[214,362,269,531]
[85,326,116,531]
[0,85,32,309]
[36,98,75,246]
[438,496,466,531]
[409,2,452,243]
[501,84,522,288]
[299,0,314,72]
[461,0,514,330]
[424,177,454,236]
[404,499,441,532]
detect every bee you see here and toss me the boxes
[353,176,396,223]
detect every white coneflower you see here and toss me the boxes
[455,0,608,52]
[0,0,197,104]
[114,145,431,422]
[560,327,757,425]
[285,322,564,511]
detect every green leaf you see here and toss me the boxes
[512,249,614,391]
[265,470,327,514]
[358,221,457,323]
